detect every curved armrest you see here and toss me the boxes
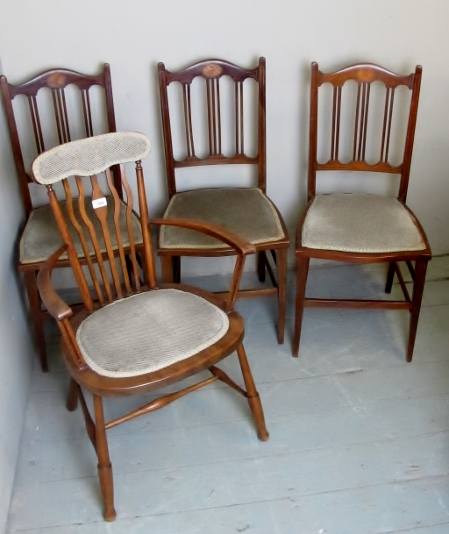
[150,218,256,311]
[37,245,73,321]
[151,217,256,256]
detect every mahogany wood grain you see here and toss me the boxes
[35,139,269,520]
[158,57,288,343]
[294,62,431,362]
[0,64,118,370]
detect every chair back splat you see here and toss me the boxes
[1,64,118,216]
[308,62,422,202]
[158,58,266,196]
[32,132,154,310]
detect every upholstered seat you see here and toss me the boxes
[77,288,229,378]
[302,194,426,253]
[159,188,285,249]
[20,200,142,264]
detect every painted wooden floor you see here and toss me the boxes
[6,257,449,533]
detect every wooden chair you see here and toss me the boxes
[293,62,431,362]
[32,131,269,521]
[0,64,119,371]
[158,57,289,343]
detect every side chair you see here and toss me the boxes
[157,57,289,344]
[32,131,269,521]
[0,64,120,371]
[293,62,431,362]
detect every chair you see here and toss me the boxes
[293,62,431,362]
[0,64,119,371]
[32,131,269,521]
[157,57,289,343]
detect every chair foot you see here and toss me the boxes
[248,393,269,441]
[98,463,116,521]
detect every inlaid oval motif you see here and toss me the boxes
[202,64,222,78]
[358,69,376,83]
[47,73,66,88]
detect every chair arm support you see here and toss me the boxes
[37,245,73,321]
[150,218,256,312]
[150,218,256,256]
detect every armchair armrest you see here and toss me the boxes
[150,218,256,312]
[37,245,73,321]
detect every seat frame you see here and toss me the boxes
[293,62,432,362]
[1,64,118,371]
[157,57,289,343]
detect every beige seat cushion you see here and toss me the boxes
[302,193,426,253]
[20,199,142,265]
[76,288,229,378]
[159,188,285,249]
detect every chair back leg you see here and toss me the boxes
[276,248,288,344]
[293,256,310,357]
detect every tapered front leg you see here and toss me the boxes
[237,344,269,441]
[93,395,116,521]
[407,259,428,363]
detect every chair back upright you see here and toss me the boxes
[0,64,118,216]
[308,62,422,202]
[158,57,267,197]
[31,132,154,311]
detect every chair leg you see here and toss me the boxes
[66,378,79,412]
[276,248,288,345]
[173,256,181,283]
[257,251,266,282]
[385,262,396,294]
[160,256,174,283]
[93,395,116,521]
[236,344,269,441]
[292,256,310,357]
[407,259,428,363]
[23,270,48,372]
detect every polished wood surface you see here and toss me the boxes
[35,136,268,520]
[294,62,431,362]
[0,64,117,370]
[157,57,289,344]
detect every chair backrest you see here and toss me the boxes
[158,57,266,197]
[1,64,118,216]
[31,132,154,312]
[308,62,422,203]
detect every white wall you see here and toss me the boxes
[0,58,34,533]
[1,1,449,529]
